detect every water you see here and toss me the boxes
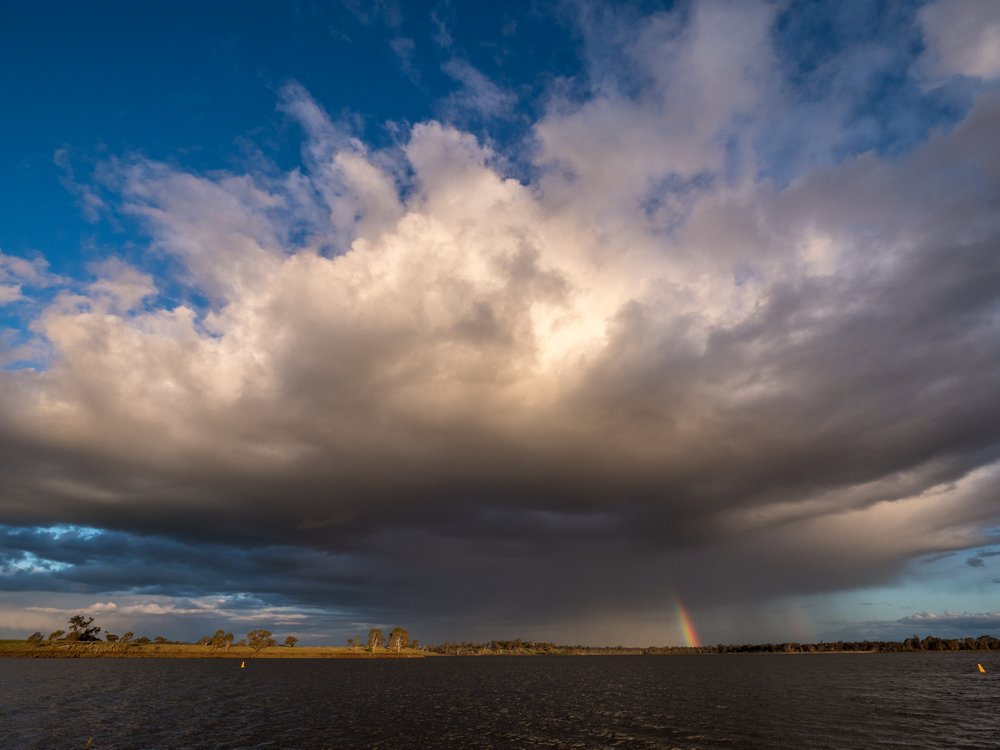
[2,654,996,749]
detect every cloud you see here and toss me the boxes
[54,148,107,222]
[8,591,331,642]
[278,81,405,250]
[897,610,1000,632]
[28,598,311,623]
[390,36,419,82]
[0,252,53,298]
[86,258,155,313]
[0,252,61,364]
[1,1,999,643]
[0,285,21,305]
[536,0,777,215]
[920,0,1000,81]
[440,58,517,120]
[341,0,403,30]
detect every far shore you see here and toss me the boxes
[0,640,429,659]
[2,639,996,659]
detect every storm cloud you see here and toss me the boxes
[2,0,999,644]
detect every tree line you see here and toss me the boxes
[24,615,422,654]
[701,634,1000,654]
[24,616,301,653]
[194,629,299,652]
[28,617,997,655]
[345,627,415,652]
[425,634,1000,655]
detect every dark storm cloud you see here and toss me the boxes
[0,525,359,600]
[966,549,1000,568]
[2,0,1000,643]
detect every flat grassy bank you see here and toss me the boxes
[0,639,428,659]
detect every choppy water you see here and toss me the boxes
[2,653,996,749]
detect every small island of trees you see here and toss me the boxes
[7,615,424,659]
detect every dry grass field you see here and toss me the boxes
[0,639,428,659]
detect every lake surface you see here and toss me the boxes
[2,653,996,748]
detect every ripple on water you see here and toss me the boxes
[2,654,998,749]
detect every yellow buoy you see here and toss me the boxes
[978,663,985,673]
[241,660,246,669]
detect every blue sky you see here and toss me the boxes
[1,0,999,646]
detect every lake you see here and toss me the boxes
[2,653,995,748]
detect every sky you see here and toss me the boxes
[1,0,999,647]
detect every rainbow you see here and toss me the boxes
[675,599,700,648]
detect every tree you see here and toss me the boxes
[105,633,119,643]
[247,629,276,653]
[154,636,169,644]
[284,636,298,648]
[27,631,44,646]
[367,628,384,652]
[48,629,65,641]
[68,615,101,641]
[388,627,409,653]
[118,631,134,653]
[208,629,233,650]
[135,636,151,645]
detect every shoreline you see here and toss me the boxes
[2,640,995,659]
[0,641,429,659]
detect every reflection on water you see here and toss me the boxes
[2,653,996,749]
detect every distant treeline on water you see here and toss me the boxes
[18,615,1000,656]
[426,634,1000,655]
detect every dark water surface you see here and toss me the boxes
[2,654,997,749]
